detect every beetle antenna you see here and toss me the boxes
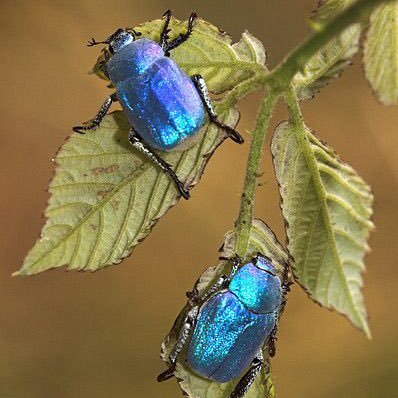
[87,37,107,47]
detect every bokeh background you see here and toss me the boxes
[1,0,397,397]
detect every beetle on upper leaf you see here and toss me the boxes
[73,10,244,199]
[157,254,290,398]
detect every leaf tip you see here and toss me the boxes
[11,270,21,277]
[359,316,372,339]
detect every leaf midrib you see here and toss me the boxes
[31,118,224,272]
[20,162,152,272]
[294,25,359,88]
[290,122,370,336]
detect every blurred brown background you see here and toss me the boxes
[1,1,397,397]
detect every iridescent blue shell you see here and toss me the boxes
[229,259,282,313]
[107,38,205,150]
[186,291,276,382]
[186,257,282,382]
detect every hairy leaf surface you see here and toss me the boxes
[364,1,398,105]
[293,0,361,99]
[272,121,373,336]
[160,219,289,398]
[18,19,266,275]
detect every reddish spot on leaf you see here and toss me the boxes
[97,190,110,199]
[92,164,119,175]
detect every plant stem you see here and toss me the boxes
[234,0,393,256]
[217,73,269,115]
[269,0,394,90]
[235,91,279,257]
[221,0,394,115]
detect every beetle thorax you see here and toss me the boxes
[228,262,282,314]
[107,38,165,85]
[109,30,134,53]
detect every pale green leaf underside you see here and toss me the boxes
[17,109,237,275]
[160,219,289,398]
[294,0,361,99]
[364,1,398,105]
[94,18,267,95]
[271,122,373,336]
[18,20,266,275]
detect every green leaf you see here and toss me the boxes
[17,19,266,275]
[293,0,361,99]
[93,18,267,94]
[16,109,236,275]
[364,1,398,105]
[271,121,374,336]
[159,219,289,398]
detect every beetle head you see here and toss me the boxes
[87,28,142,53]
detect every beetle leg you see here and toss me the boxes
[188,255,242,306]
[185,287,200,301]
[191,74,244,144]
[229,350,264,398]
[226,255,242,279]
[73,93,118,133]
[96,48,112,79]
[268,316,278,358]
[96,60,110,79]
[163,12,197,55]
[188,258,240,307]
[194,256,241,303]
[159,9,172,50]
[281,263,293,296]
[186,255,241,303]
[157,306,199,382]
[192,274,228,305]
[127,129,190,200]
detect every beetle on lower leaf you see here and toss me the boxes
[73,10,244,200]
[158,254,290,398]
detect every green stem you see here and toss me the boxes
[220,0,393,115]
[217,73,269,115]
[270,0,393,90]
[234,0,392,256]
[284,87,305,126]
[234,91,279,256]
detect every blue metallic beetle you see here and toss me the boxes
[158,254,290,398]
[73,10,243,199]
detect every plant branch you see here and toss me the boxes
[269,0,394,90]
[217,73,269,115]
[234,90,279,256]
[219,0,394,117]
[233,0,393,258]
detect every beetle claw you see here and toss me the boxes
[176,182,190,200]
[163,9,172,18]
[189,12,198,24]
[87,38,96,47]
[226,127,244,144]
[157,365,176,382]
[72,126,86,134]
